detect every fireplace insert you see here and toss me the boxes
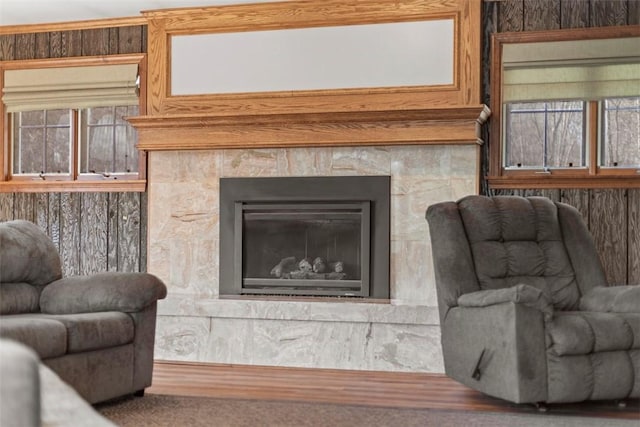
[219,176,390,298]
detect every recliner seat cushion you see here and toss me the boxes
[458,196,581,310]
[547,350,637,402]
[547,311,640,356]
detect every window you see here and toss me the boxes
[11,106,140,181]
[505,100,586,170]
[490,27,640,188]
[1,54,146,192]
[80,106,140,178]
[12,109,71,177]
[601,97,640,168]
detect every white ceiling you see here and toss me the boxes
[0,0,278,27]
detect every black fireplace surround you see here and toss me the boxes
[219,176,390,298]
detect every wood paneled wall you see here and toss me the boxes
[484,0,640,285]
[0,25,146,58]
[0,192,147,275]
[0,26,147,276]
[496,0,639,31]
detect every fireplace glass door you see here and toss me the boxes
[236,202,370,296]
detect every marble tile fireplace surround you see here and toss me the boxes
[147,142,480,373]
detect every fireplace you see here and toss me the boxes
[219,176,390,298]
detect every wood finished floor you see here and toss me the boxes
[147,361,640,420]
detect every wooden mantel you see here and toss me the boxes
[129,105,490,151]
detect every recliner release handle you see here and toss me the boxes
[472,348,486,381]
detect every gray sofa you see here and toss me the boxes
[0,219,167,404]
[426,195,640,404]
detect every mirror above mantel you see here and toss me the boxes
[170,19,455,96]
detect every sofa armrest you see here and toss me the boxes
[579,285,640,313]
[457,283,554,322]
[0,338,41,427]
[39,272,167,314]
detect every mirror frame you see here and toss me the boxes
[142,0,481,116]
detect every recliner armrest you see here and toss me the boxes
[579,285,640,313]
[39,272,167,314]
[457,283,554,322]
[442,302,548,403]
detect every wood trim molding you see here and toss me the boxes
[0,180,146,193]
[0,66,5,181]
[490,24,640,45]
[487,176,640,189]
[0,53,146,71]
[0,16,147,36]
[143,0,456,26]
[129,105,490,151]
[142,0,482,116]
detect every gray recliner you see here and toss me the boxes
[426,195,639,404]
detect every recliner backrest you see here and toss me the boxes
[427,195,610,322]
[457,196,581,310]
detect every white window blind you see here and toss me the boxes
[2,63,139,112]
[502,37,640,102]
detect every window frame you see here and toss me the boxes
[10,108,74,180]
[489,26,640,189]
[0,54,147,193]
[502,100,588,171]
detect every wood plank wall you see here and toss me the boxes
[0,26,147,276]
[483,0,640,286]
